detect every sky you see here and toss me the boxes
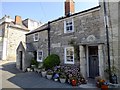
[1,0,99,23]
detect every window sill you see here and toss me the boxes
[64,62,74,64]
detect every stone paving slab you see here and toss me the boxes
[1,60,98,89]
[1,61,77,89]
[8,72,77,88]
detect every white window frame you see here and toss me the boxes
[64,47,74,64]
[37,50,43,62]
[64,19,74,33]
[34,33,39,41]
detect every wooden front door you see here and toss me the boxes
[88,46,99,78]
[19,51,22,70]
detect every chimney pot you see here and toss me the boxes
[65,0,75,16]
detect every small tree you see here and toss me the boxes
[43,54,60,70]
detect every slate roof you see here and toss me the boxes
[9,21,29,31]
[26,23,49,35]
[26,5,100,35]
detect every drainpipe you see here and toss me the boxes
[48,21,50,56]
[103,0,112,83]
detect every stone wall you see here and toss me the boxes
[107,1,120,84]
[7,27,28,61]
[0,24,3,60]
[50,8,101,65]
[0,24,6,60]
[118,1,120,83]
[26,30,48,61]
[99,1,120,83]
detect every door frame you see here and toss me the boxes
[86,45,99,78]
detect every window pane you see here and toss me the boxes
[67,27,69,31]
[70,26,72,31]
[69,22,72,25]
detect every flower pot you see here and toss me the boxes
[36,69,41,73]
[34,68,37,72]
[27,68,31,72]
[101,85,108,90]
[60,78,66,83]
[54,78,58,81]
[47,75,52,79]
[71,79,77,86]
[41,71,47,77]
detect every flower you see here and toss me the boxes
[96,78,107,88]
[47,69,53,75]
[53,73,59,79]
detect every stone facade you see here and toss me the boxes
[99,1,120,83]
[24,1,120,83]
[50,7,101,65]
[26,30,48,60]
[0,15,41,61]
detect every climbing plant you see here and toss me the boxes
[68,39,80,61]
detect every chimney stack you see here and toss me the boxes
[15,15,22,25]
[65,0,75,16]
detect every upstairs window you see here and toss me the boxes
[64,47,74,64]
[64,19,74,33]
[34,33,39,41]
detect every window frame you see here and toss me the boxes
[64,47,74,64]
[37,50,43,62]
[34,33,39,41]
[64,19,74,33]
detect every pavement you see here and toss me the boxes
[0,60,97,89]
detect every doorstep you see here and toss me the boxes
[79,78,97,88]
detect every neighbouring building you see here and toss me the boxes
[0,15,42,61]
[17,0,120,83]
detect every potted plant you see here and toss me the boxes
[95,76,108,89]
[41,68,47,77]
[59,73,66,83]
[46,69,53,80]
[70,76,77,86]
[27,67,32,72]
[36,63,43,73]
[30,59,38,71]
[53,73,59,81]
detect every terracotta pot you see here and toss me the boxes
[101,85,108,90]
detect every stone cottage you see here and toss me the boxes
[0,15,41,61]
[17,0,120,83]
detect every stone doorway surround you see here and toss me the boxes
[79,44,105,79]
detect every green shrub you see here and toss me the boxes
[31,59,38,67]
[43,54,60,70]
